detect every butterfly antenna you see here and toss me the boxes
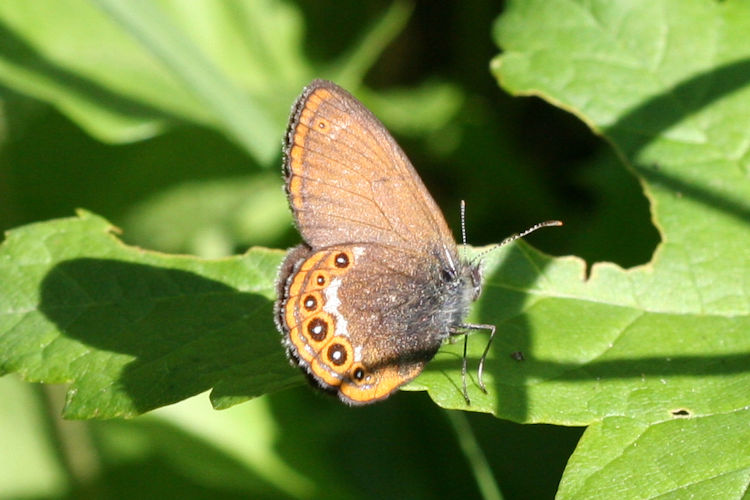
[470,220,563,265]
[460,200,468,247]
[457,200,469,266]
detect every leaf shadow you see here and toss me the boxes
[542,353,750,381]
[608,57,750,224]
[461,242,551,418]
[419,242,552,417]
[39,258,297,416]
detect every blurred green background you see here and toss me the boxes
[0,1,660,498]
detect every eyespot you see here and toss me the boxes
[334,252,349,268]
[315,118,330,131]
[352,365,365,381]
[327,343,347,366]
[315,274,326,286]
[306,317,328,341]
[303,294,317,311]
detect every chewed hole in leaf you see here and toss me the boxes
[670,408,691,418]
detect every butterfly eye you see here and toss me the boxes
[440,268,456,282]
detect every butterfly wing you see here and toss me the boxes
[277,243,453,405]
[283,79,457,254]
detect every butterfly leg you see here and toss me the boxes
[453,323,497,403]
[458,323,496,395]
[461,333,470,405]
[475,324,496,393]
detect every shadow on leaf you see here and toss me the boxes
[39,258,298,418]
[611,57,750,224]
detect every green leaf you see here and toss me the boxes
[0,0,412,164]
[0,211,297,418]
[91,0,281,163]
[559,413,750,498]
[473,0,750,496]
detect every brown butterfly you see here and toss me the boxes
[275,80,559,404]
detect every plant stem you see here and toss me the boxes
[445,409,504,500]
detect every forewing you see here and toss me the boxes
[283,79,456,252]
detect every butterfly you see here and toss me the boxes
[275,79,560,404]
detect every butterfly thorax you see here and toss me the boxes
[438,255,483,337]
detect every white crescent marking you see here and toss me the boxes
[324,277,348,337]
